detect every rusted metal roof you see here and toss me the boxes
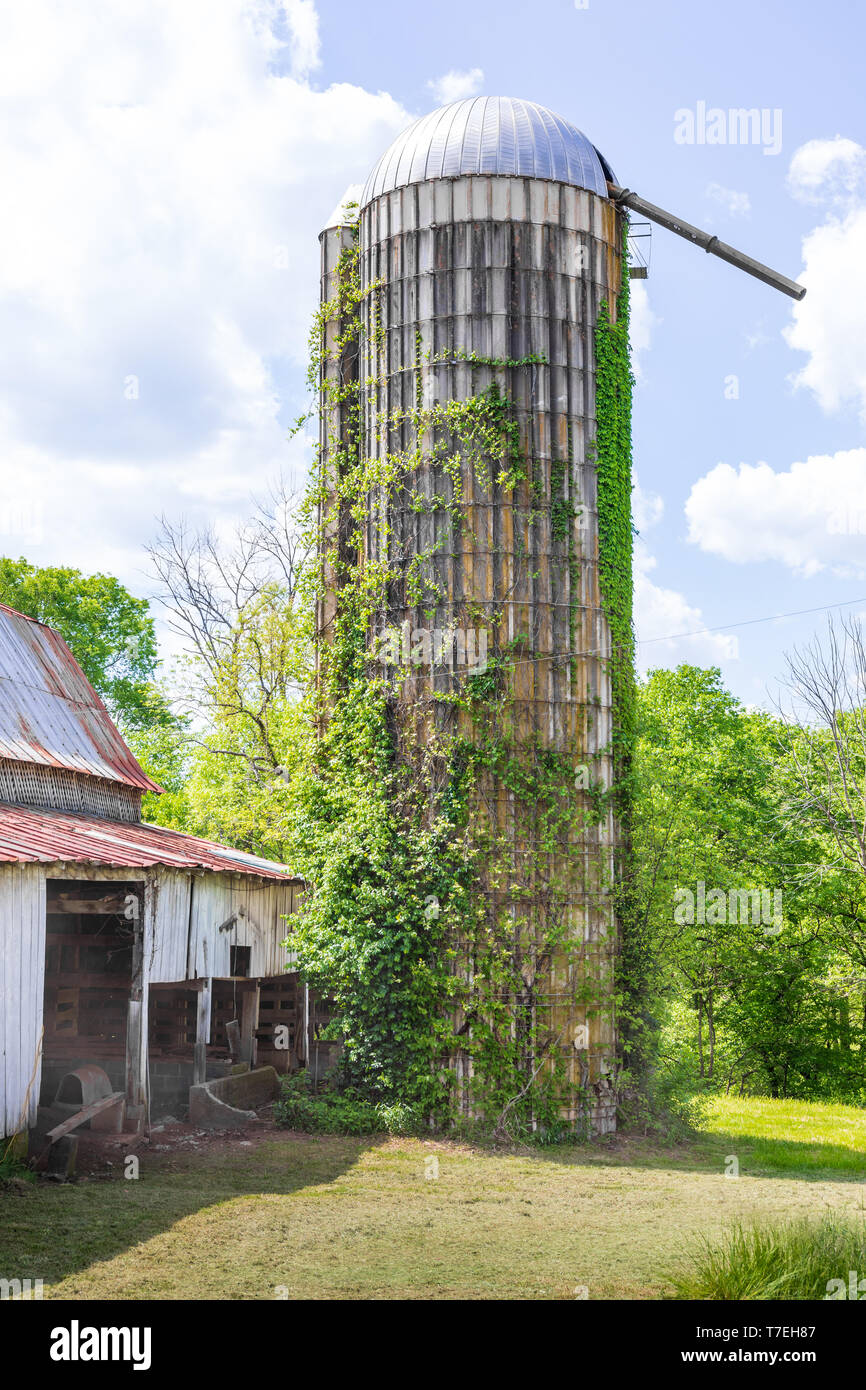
[0,802,296,880]
[0,603,161,792]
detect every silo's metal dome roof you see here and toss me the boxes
[361,97,613,207]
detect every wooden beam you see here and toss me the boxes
[45,1092,125,1144]
[49,895,129,915]
[44,933,130,946]
[44,973,132,989]
[226,1019,241,1062]
[125,999,142,1106]
[125,892,145,1109]
[149,979,206,991]
[194,979,212,1085]
[240,984,260,1067]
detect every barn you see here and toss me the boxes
[0,601,309,1143]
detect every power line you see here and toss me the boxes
[372,595,866,678]
[637,596,866,647]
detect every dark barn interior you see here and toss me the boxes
[40,878,142,1104]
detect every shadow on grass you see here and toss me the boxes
[689,1125,866,1181]
[521,1126,866,1183]
[0,1128,385,1292]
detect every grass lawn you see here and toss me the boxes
[3,1095,865,1300]
[697,1094,866,1175]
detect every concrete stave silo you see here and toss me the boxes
[318,98,632,1134]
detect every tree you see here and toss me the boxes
[774,614,866,1029]
[635,666,778,1074]
[0,556,159,730]
[143,483,309,858]
[634,665,861,1101]
[778,616,866,903]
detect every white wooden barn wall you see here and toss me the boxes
[144,871,190,983]
[0,863,46,1135]
[1,861,301,1136]
[179,873,300,982]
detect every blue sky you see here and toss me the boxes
[1,0,864,707]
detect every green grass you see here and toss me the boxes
[2,1094,865,1300]
[693,1094,866,1176]
[672,1214,866,1300]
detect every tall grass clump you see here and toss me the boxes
[672,1215,866,1300]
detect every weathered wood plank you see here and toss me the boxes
[194,979,212,1084]
[49,895,129,915]
[45,1092,125,1143]
[44,973,131,989]
[125,1000,142,1105]
[240,984,260,1067]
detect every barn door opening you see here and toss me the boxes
[40,879,142,1103]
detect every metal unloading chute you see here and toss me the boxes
[609,183,806,301]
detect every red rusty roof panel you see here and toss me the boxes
[0,802,296,880]
[0,603,161,792]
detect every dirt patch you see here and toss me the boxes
[68,1104,279,1179]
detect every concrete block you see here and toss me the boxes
[92,1097,126,1133]
[188,1066,280,1130]
[44,1136,78,1180]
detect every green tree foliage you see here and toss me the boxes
[143,502,310,858]
[285,652,463,1110]
[636,665,866,1102]
[0,555,159,730]
[127,686,193,827]
[0,555,192,809]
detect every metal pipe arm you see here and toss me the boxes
[609,184,806,301]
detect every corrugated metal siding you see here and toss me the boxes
[0,604,161,792]
[0,863,45,1135]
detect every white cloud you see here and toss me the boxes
[427,68,484,105]
[783,136,866,417]
[282,0,321,77]
[685,448,866,578]
[634,545,738,670]
[745,321,771,351]
[631,476,737,669]
[705,182,751,217]
[783,204,866,416]
[628,281,657,381]
[0,0,411,598]
[632,476,663,533]
[787,136,866,205]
